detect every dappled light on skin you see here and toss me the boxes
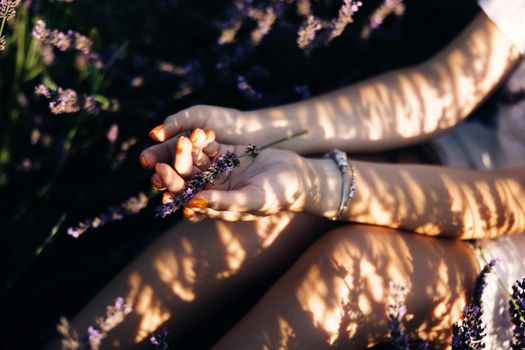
[215,221,247,279]
[133,284,171,343]
[255,212,294,249]
[277,316,297,349]
[154,249,196,302]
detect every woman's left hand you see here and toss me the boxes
[151,128,308,222]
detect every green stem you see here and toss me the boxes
[240,130,308,158]
[0,17,6,39]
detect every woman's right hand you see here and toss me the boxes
[140,105,262,169]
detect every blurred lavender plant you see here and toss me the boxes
[510,278,525,350]
[34,84,118,115]
[0,0,21,52]
[67,192,149,238]
[32,19,100,64]
[361,0,406,39]
[451,259,496,350]
[150,327,170,350]
[57,297,132,350]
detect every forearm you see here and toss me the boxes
[246,12,520,154]
[302,158,525,239]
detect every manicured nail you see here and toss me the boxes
[162,192,174,204]
[177,136,188,154]
[186,198,208,209]
[151,174,164,189]
[140,155,149,168]
[205,129,215,142]
[149,125,165,141]
[190,129,206,144]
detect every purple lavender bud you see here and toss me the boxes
[510,279,525,350]
[155,151,241,218]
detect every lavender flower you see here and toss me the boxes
[34,84,115,115]
[0,0,20,22]
[32,19,94,55]
[67,192,149,238]
[361,0,405,39]
[249,6,276,45]
[237,75,262,101]
[156,151,241,218]
[0,0,21,52]
[297,15,322,49]
[387,282,410,350]
[58,297,132,350]
[510,278,525,350]
[451,260,496,350]
[329,0,363,41]
[150,327,170,350]
[472,258,497,308]
[452,305,486,350]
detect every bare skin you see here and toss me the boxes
[47,10,525,350]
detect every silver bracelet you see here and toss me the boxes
[324,149,357,221]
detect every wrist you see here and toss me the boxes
[298,157,342,218]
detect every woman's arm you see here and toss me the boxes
[248,12,521,154]
[303,159,525,239]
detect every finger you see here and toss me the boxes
[162,192,174,204]
[183,207,206,223]
[151,173,166,190]
[140,137,179,169]
[191,207,260,221]
[203,141,220,159]
[175,136,194,178]
[192,187,263,213]
[153,106,207,142]
[190,129,211,170]
[155,163,185,192]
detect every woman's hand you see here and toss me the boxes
[149,128,309,222]
[139,105,267,169]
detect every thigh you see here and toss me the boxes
[63,212,331,349]
[213,224,480,350]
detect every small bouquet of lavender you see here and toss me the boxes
[155,130,307,218]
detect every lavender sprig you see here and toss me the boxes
[510,278,525,350]
[387,282,410,350]
[67,192,149,238]
[451,260,496,350]
[155,130,307,218]
[57,297,132,350]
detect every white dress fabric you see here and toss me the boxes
[478,0,525,54]
[430,3,525,348]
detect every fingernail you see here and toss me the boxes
[149,125,165,141]
[177,136,188,154]
[140,155,149,168]
[151,174,164,189]
[155,162,161,175]
[190,129,206,144]
[205,129,215,142]
[162,192,174,204]
[186,198,208,209]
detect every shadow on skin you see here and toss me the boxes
[213,225,480,349]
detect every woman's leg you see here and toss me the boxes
[58,212,331,349]
[213,224,480,349]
